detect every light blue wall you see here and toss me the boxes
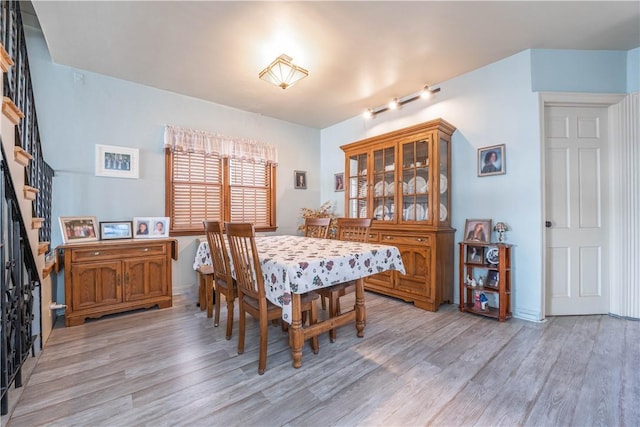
[25,20,636,322]
[531,49,628,93]
[25,26,322,298]
[321,51,543,321]
[321,48,635,322]
[628,48,640,93]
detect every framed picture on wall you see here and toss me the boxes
[95,144,140,179]
[478,144,505,177]
[334,173,344,192]
[294,170,307,189]
[59,216,99,244]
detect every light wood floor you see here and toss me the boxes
[3,292,639,427]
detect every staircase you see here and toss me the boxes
[0,1,55,417]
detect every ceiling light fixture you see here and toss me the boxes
[365,85,441,118]
[258,54,309,90]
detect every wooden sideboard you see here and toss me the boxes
[59,238,177,326]
[341,118,456,311]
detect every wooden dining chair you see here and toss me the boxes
[304,217,331,239]
[225,222,319,375]
[304,217,332,309]
[316,217,373,342]
[203,220,236,340]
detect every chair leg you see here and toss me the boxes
[225,298,234,340]
[207,276,214,319]
[328,291,338,343]
[309,303,319,354]
[258,316,269,375]
[213,285,221,325]
[237,303,246,355]
[198,273,206,310]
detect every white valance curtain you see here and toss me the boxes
[163,125,278,165]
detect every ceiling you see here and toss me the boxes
[28,1,640,129]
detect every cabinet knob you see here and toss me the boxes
[142,248,149,252]
[384,236,393,240]
[91,251,101,256]
[416,238,424,242]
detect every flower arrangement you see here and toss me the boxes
[298,200,338,238]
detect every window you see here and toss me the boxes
[166,149,276,235]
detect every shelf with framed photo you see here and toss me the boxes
[458,241,512,321]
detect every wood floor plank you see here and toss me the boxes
[4,291,638,427]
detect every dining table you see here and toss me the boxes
[193,234,406,368]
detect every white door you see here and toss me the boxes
[544,105,609,315]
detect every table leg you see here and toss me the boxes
[355,278,366,337]
[290,293,303,368]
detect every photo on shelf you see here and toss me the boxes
[464,219,492,243]
[486,270,499,288]
[466,245,485,264]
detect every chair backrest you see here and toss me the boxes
[336,217,373,242]
[304,217,331,239]
[225,222,265,302]
[203,220,233,286]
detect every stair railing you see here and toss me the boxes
[0,1,54,415]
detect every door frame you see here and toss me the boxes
[539,92,625,320]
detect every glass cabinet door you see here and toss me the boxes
[348,153,368,218]
[438,136,450,224]
[372,146,395,221]
[401,139,430,223]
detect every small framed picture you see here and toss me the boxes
[294,170,307,189]
[334,173,344,192]
[134,217,169,238]
[59,216,99,244]
[486,270,500,289]
[99,221,133,240]
[95,144,140,179]
[478,144,505,177]
[466,246,484,264]
[464,219,492,243]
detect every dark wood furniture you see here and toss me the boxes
[316,217,372,342]
[458,242,512,321]
[304,217,331,239]
[203,220,236,339]
[225,222,319,375]
[341,118,456,311]
[59,238,177,326]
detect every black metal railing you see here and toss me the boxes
[0,1,54,415]
[0,149,40,415]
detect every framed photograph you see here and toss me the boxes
[478,144,505,177]
[466,245,485,264]
[294,170,307,189]
[486,270,500,289]
[134,217,169,238]
[59,216,99,244]
[464,219,492,243]
[95,144,140,179]
[334,173,344,192]
[99,221,133,240]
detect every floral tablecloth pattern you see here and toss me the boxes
[193,235,405,323]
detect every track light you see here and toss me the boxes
[364,85,441,118]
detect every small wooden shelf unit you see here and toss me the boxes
[458,241,512,321]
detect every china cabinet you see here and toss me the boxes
[59,238,177,326]
[341,118,456,311]
[458,241,512,321]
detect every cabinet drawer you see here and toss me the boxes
[379,234,431,246]
[71,244,167,262]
